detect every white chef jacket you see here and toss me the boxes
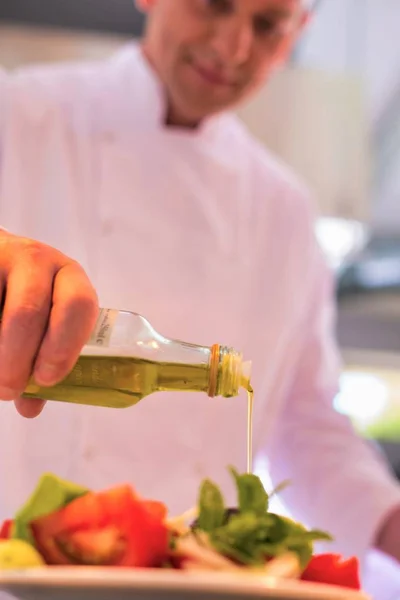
[0,43,399,565]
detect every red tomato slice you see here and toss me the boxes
[31,485,169,568]
[56,526,127,565]
[301,553,361,590]
[142,500,168,521]
[0,519,12,540]
[335,557,361,590]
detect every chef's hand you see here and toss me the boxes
[375,504,400,564]
[0,230,99,418]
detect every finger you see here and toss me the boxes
[34,262,99,386]
[0,256,55,397]
[14,397,46,419]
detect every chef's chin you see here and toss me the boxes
[167,69,245,123]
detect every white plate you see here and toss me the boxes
[0,568,371,600]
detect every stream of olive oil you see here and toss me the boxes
[245,385,254,474]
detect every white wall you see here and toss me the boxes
[365,0,400,124]
[296,0,400,233]
[295,0,352,74]
[296,0,400,123]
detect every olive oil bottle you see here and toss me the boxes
[23,309,252,409]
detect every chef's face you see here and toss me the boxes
[136,0,309,126]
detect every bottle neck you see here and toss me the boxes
[210,345,251,398]
[154,344,251,399]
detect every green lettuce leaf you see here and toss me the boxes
[12,473,88,543]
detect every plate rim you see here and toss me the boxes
[0,567,371,600]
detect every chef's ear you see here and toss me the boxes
[135,0,156,12]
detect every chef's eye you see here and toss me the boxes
[203,0,235,15]
[253,17,279,37]
[253,16,290,40]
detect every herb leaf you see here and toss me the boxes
[196,479,225,532]
[230,466,269,515]
[194,468,333,569]
[269,479,291,498]
[210,512,287,565]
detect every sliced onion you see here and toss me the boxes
[258,553,301,579]
[174,534,242,572]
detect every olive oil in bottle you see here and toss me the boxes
[23,309,252,409]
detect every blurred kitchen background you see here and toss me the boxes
[0,1,399,477]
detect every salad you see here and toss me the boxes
[0,468,361,591]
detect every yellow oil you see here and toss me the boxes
[23,355,211,409]
[243,382,254,474]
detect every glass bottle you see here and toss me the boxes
[23,309,252,408]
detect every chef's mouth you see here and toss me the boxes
[189,60,236,88]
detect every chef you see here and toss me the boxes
[0,0,399,578]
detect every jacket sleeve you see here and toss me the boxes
[266,249,400,562]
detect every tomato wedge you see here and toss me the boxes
[56,526,127,565]
[0,519,12,540]
[30,485,169,568]
[301,553,361,590]
[142,500,168,522]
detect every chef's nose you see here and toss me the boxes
[210,18,253,65]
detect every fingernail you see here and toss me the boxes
[34,363,60,386]
[0,386,19,400]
